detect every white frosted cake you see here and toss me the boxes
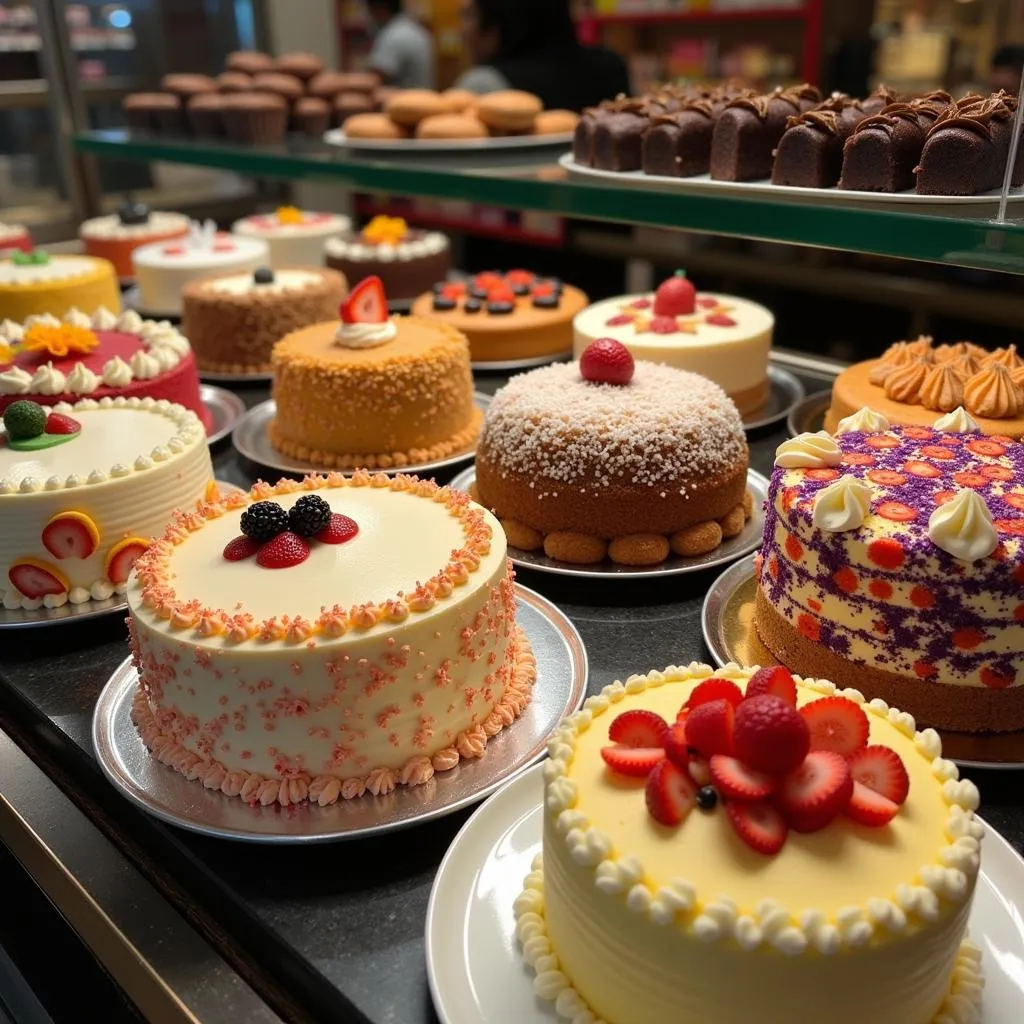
[80,205,190,280]
[0,397,213,609]
[232,206,350,268]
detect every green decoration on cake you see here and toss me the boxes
[3,400,46,439]
[2,400,80,451]
[9,249,48,266]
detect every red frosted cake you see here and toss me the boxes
[0,308,211,431]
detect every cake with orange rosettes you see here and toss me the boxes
[757,406,1024,732]
[125,471,536,806]
[518,663,983,1024]
[269,276,481,469]
[826,335,1024,438]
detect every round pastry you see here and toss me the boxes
[374,85,400,110]
[272,51,323,81]
[334,71,380,94]
[225,50,274,75]
[476,89,542,133]
[0,397,213,611]
[412,270,586,363]
[757,409,1024,733]
[343,113,407,140]
[215,70,251,93]
[186,93,226,137]
[0,307,211,429]
[324,216,449,302]
[269,276,482,469]
[475,343,750,565]
[233,206,350,268]
[441,88,477,113]
[80,204,190,281]
[0,223,32,256]
[0,253,120,322]
[182,266,347,374]
[826,335,1024,438]
[522,662,983,1024]
[307,71,352,99]
[251,71,304,104]
[292,96,330,137]
[386,89,448,127]
[533,108,579,135]
[573,272,775,416]
[131,221,269,316]
[220,92,288,144]
[160,73,217,99]
[334,91,375,125]
[122,92,183,133]
[415,113,488,140]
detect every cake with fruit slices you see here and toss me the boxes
[126,471,536,806]
[756,407,1024,733]
[233,206,351,269]
[410,271,587,364]
[572,272,774,416]
[0,251,121,323]
[80,202,190,281]
[0,307,211,430]
[0,397,213,610]
[473,339,751,566]
[517,663,983,1024]
[270,276,482,469]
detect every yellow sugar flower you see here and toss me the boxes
[21,323,99,358]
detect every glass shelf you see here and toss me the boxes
[73,129,1024,274]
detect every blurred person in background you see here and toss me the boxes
[991,45,1024,94]
[366,0,435,89]
[454,0,630,111]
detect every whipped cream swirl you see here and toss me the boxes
[928,489,999,561]
[334,319,397,349]
[774,431,842,469]
[933,406,979,433]
[812,476,873,533]
[835,407,890,435]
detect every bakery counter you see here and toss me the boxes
[1,360,1023,1024]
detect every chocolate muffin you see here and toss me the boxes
[251,72,305,104]
[334,91,376,126]
[293,96,330,138]
[160,73,218,99]
[187,93,226,138]
[216,71,252,93]
[273,51,323,81]
[308,71,350,100]
[226,50,274,75]
[222,92,289,144]
[123,92,183,134]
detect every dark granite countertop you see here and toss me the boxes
[0,371,1021,1024]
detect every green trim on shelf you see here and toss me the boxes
[74,130,1024,274]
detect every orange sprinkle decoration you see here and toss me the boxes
[967,439,1007,459]
[869,579,893,599]
[784,534,803,561]
[952,628,985,651]
[868,538,905,569]
[877,500,917,523]
[904,460,941,479]
[867,469,907,486]
[275,205,305,225]
[797,613,820,642]
[361,214,408,246]
[919,445,955,461]
[909,586,934,609]
[914,661,938,680]
[21,323,99,358]
[981,465,1014,481]
[981,666,1015,689]
[833,567,858,594]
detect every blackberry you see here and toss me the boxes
[240,501,289,542]
[288,494,331,537]
[696,786,718,811]
[253,266,275,285]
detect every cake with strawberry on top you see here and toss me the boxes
[270,275,481,469]
[518,662,982,1024]
[573,271,774,415]
[411,270,587,364]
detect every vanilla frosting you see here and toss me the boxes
[101,356,133,387]
[65,362,99,394]
[325,231,447,262]
[205,270,323,296]
[774,431,842,469]
[928,489,999,562]
[0,367,31,394]
[30,362,66,395]
[0,256,99,285]
[835,406,890,435]
[812,475,873,532]
[933,407,979,433]
[334,319,397,348]
[80,211,189,240]
[130,349,161,380]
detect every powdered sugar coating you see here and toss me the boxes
[481,361,746,492]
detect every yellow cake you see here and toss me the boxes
[517,663,983,1024]
[0,253,121,322]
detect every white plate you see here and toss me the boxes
[324,128,574,153]
[471,350,574,373]
[559,153,1024,213]
[426,762,1024,1024]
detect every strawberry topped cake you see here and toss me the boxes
[233,206,351,269]
[270,276,481,469]
[573,272,774,415]
[411,270,587,364]
[517,663,983,1024]
[757,407,1024,732]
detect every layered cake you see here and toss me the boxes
[826,335,1024,437]
[0,252,121,322]
[572,272,773,415]
[181,266,347,374]
[0,308,211,430]
[518,663,982,1024]
[0,223,31,256]
[324,217,450,303]
[411,270,587,364]
[79,203,190,280]
[474,340,751,566]
[1,397,212,610]
[232,206,351,269]
[757,411,1024,732]
[270,276,481,469]
[126,471,536,806]
[132,220,269,316]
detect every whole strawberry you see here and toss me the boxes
[653,270,696,318]
[580,338,635,386]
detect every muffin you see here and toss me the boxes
[216,70,252,93]
[160,73,218,100]
[251,72,304,104]
[334,91,376,126]
[222,92,289,144]
[335,72,380,95]
[293,96,330,138]
[308,71,350,100]
[187,93,226,138]
[273,51,323,81]
[123,93,183,134]
[226,50,274,75]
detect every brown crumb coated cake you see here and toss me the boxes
[181,266,347,374]
[474,361,750,566]
[269,315,481,469]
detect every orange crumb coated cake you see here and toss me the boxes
[269,276,481,469]
[126,471,536,806]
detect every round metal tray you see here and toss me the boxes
[743,365,806,432]
[201,384,246,446]
[786,389,832,437]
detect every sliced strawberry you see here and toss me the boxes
[732,695,809,777]
[685,677,744,710]
[162,244,186,255]
[317,513,359,545]
[745,666,797,706]
[42,511,99,559]
[649,315,680,334]
[44,413,81,435]
[105,537,148,584]
[776,750,853,833]
[487,284,516,304]
[506,269,535,286]
[684,699,734,757]
[256,531,310,569]
[846,745,909,805]
[726,800,787,855]
[876,500,917,523]
[600,745,664,778]
[439,281,467,299]
[663,721,690,769]
[340,275,387,324]
[473,271,504,291]
[8,559,68,599]
[644,759,697,827]
[223,535,260,561]
[705,313,737,327]
[800,696,870,757]
[709,754,777,801]
[608,709,670,748]
[846,781,899,827]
